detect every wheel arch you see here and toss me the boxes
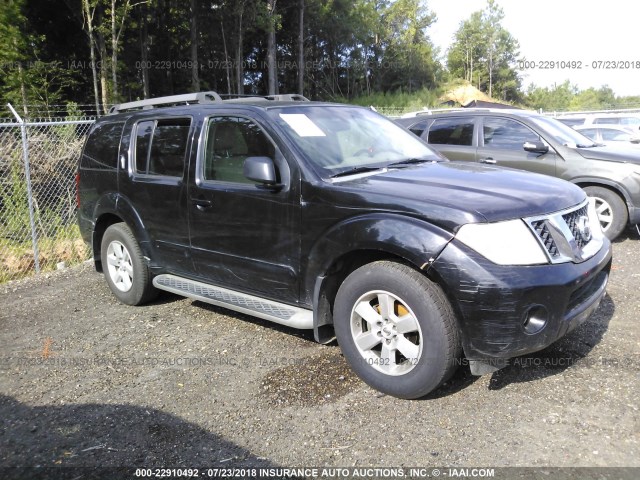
[574,178,632,213]
[307,214,454,344]
[91,195,154,272]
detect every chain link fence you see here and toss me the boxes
[0,106,95,283]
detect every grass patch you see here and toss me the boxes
[0,224,89,284]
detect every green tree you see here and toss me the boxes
[0,0,77,116]
[524,81,577,111]
[447,0,521,102]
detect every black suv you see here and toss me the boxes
[396,109,640,240]
[78,93,612,399]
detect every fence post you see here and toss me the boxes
[7,103,40,273]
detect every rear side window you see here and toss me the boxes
[81,122,124,169]
[133,117,191,177]
[427,117,474,146]
[482,117,539,150]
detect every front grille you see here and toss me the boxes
[563,205,589,249]
[531,220,559,258]
[525,200,601,264]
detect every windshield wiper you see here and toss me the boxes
[576,143,598,148]
[387,158,435,168]
[330,166,384,178]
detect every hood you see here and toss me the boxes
[337,162,585,229]
[576,144,640,164]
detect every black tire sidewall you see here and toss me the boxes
[100,223,152,306]
[584,186,627,240]
[334,262,456,399]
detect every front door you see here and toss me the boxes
[188,114,300,304]
[476,116,557,176]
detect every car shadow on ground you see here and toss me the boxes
[487,293,615,390]
[614,227,639,243]
[0,394,279,479]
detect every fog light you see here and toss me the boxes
[523,305,548,334]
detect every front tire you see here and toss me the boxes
[334,261,461,399]
[101,223,157,305]
[583,186,628,240]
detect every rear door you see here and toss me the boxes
[476,116,557,176]
[119,115,194,273]
[187,112,301,304]
[424,116,478,161]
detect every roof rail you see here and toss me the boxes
[224,93,310,103]
[108,91,223,114]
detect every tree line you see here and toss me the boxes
[1,0,442,115]
[1,0,637,118]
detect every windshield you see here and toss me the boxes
[268,105,441,177]
[529,115,597,148]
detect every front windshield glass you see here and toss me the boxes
[529,115,597,148]
[268,106,441,177]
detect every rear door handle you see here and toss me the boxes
[191,198,213,210]
[480,157,496,164]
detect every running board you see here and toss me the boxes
[153,274,313,329]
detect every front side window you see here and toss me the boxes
[203,116,275,184]
[408,120,429,137]
[578,128,598,141]
[601,129,631,141]
[133,117,191,177]
[482,117,540,150]
[428,117,475,146]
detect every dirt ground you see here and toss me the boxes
[1,229,638,477]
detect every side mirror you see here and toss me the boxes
[523,141,549,154]
[243,156,280,188]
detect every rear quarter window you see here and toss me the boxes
[81,122,124,170]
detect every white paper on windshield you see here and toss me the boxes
[279,114,326,137]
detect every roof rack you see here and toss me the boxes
[108,91,223,114]
[224,94,310,103]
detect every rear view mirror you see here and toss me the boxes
[523,141,549,154]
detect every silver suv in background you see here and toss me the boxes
[396,108,640,240]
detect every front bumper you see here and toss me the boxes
[431,238,612,365]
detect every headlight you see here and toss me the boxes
[456,219,548,265]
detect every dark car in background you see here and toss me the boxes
[396,109,640,240]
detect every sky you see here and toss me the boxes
[426,0,639,97]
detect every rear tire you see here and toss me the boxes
[101,223,158,305]
[333,261,461,399]
[583,186,627,240]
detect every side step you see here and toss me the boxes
[153,274,313,329]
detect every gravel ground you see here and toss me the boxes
[1,231,638,476]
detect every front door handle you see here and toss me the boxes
[480,157,496,164]
[191,198,213,210]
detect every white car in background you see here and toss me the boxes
[557,113,640,131]
[575,125,640,146]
